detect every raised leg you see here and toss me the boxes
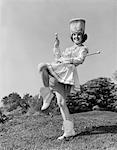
[39,66,54,110]
[41,66,50,87]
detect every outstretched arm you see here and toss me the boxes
[59,47,88,66]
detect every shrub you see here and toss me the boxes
[20,94,32,113]
[28,94,43,113]
[66,77,117,113]
[1,92,22,112]
[1,77,117,116]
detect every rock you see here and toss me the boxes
[92,105,100,111]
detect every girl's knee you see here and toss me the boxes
[38,63,48,72]
[56,92,65,107]
[57,98,65,108]
[57,100,61,107]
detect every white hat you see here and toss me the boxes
[69,18,85,34]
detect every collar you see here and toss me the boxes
[70,44,84,50]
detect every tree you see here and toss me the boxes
[1,92,22,112]
[1,96,9,106]
[66,77,117,113]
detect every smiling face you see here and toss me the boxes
[72,31,84,45]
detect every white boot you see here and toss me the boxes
[58,120,76,140]
[40,87,54,110]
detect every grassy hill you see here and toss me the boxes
[1,77,117,149]
[0,111,117,150]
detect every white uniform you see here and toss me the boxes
[38,44,88,93]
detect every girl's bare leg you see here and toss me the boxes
[55,91,76,139]
[54,82,75,140]
[55,92,71,121]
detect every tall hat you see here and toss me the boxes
[69,18,86,34]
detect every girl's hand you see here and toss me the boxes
[54,33,60,48]
[57,57,71,64]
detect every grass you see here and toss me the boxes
[0,111,117,150]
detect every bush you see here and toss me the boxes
[28,94,43,114]
[66,77,117,113]
[1,77,117,117]
[1,92,22,112]
[20,94,32,113]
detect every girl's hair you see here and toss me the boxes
[71,33,88,43]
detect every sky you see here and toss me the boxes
[0,0,117,99]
